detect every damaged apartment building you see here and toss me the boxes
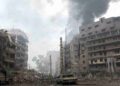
[79,17,120,75]
[9,29,28,71]
[0,29,28,74]
[62,17,120,77]
[61,34,80,76]
[0,30,16,78]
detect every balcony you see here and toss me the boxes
[16,55,28,60]
[88,48,106,53]
[107,53,120,57]
[16,44,28,50]
[88,55,106,60]
[89,67,107,72]
[88,45,120,53]
[89,61,106,65]
[6,47,15,54]
[87,38,120,48]
[89,53,120,61]
[4,58,15,63]
[87,29,120,42]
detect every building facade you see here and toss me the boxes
[64,43,72,74]
[61,35,80,76]
[9,29,28,70]
[0,30,16,79]
[79,17,120,74]
[70,34,80,76]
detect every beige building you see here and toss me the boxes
[79,17,120,74]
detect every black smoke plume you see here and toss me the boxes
[69,0,110,25]
[66,0,119,42]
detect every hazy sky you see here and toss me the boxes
[0,0,120,66]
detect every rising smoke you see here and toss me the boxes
[67,0,119,41]
[69,0,110,25]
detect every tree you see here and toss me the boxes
[32,55,49,74]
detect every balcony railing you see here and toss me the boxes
[89,61,106,65]
[107,53,120,57]
[88,45,120,53]
[87,39,120,47]
[6,47,15,54]
[86,29,120,42]
[4,58,15,63]
[89,53,120,60]
[89,67,107,72]
[88,55,106,60]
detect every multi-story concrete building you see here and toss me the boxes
[9,29,28,70]
[70,34,80,76]
[64,43,72,74]
[61,35,80,76]
[0,30,16,80]
[79,17,120,74]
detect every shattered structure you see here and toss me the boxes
[62,17,120,77]
[70,34,80,76]
[64,43,71,74]
[79,17,120,74]
[0,30,16,80]
[9,29,28,70]
[61,35,80,76]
